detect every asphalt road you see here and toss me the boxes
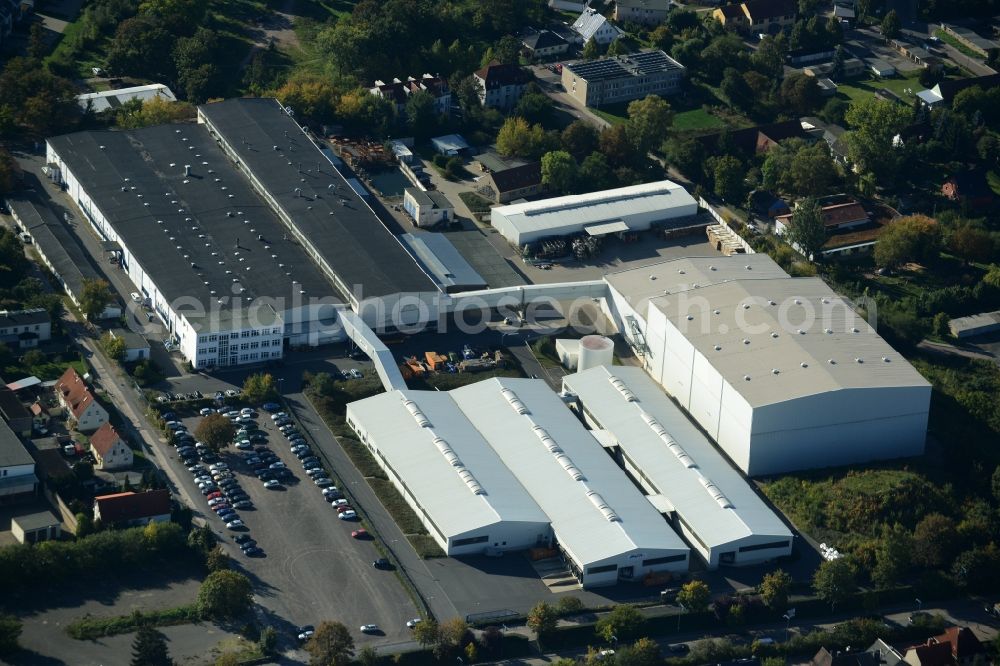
[168,408,421,650]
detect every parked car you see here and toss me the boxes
[360,624,379,634]
[297,626,315,642]
[225,519,245,530]
[351,529,369,539]
[406,618,422,628]
[315,478,333,487]
[244,546,264,557]
[338,510,357,520]
[263,480,282,489]
[262,402,281,412]
[372,558,390,569]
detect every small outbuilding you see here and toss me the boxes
[11,510,62,544]
[431,134,470,157]
[109,328,150,362]
[402,188,454,227]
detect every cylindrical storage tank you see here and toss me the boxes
[577,335,614,371]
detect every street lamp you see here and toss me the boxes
[915,598,923,612]
[610,635,618,649]
[677,602,686,632]
[782,613,791,641]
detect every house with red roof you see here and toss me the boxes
[93,490,171,527]
[54,367,107,433]
[903,626,985,666]
[89,423,132,471]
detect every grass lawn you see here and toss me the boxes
[672,107,728,131]
[934,29,984,60]
[591,102,629,126]
[834,70,924,105]
[458,191,493,214]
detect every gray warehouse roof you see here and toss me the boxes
[198,98,436,299]
[0,418,33,469]
[46,125,339,327]
[346,390,549,540]
[450,378,688,568]
[562,366,792,552]
[566,50,684,82]
[400,233,486,293]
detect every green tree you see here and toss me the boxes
[27,21,47,60]
[616,637,662,666]
[275,75,339,123]
[106,17,175,80]
[561,120,599,159]
[541,150,579,194]
[752,33,788,78]
[79,278,114,320]
[872,524,913,588]
[130,625,172,666]
[625,95,674,154]
[197,570,253,619]
[100,332,127,362]
[242,373,279,404]
[515,86,554,126]
[0,57,81,135]
[813,558,856,608]
[784,197,828,259]
[75,512,96,537]
[527,601,559,636]
[206,547,231,572]
[139,0,206,32]
[357,645,378,666]
[712,155,745,202]
[405,90,439,141]
[779,73,822,114]
[599,124,635,168]
[173,28,218,103]
[194,413,236,452]
[912,513,960,569]
[0,613,22,656]
[607,37,630,56]
[306,621,355,666]
[496,117,553,160]
[21,348,45,367]
[583,37,601,60]
[880,9,901,38]
[664,137,706,180]
[948,224,994,265]
[187,524,216,555]
[558,596,585,614]
[595,604,646,642]
[845,98,912,180]
[650,25,674,51]
[411,618,440,649]
[0,147,16,195]
[721,67,754,111]
[493,34,522,65]
[677,579,711,613]
[436,617,470,659]
[580,152,616,190]
[258,626,278,655]
[873,214,940,268]
[758,569,791,611]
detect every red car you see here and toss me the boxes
[206,491,223,500]
[351,529,368,539]
[336,505,353,514]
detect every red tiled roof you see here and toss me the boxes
[743,0,795,21]
[89,423,123,457]
[906,641,955,666]
[94,490,171,524]
[30,403,43,416]
[935,627,984,660]
[55,367,99,419]
[776,202,868,229]
[475,61,532,89]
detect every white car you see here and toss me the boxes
[225,519,244,529]
[208,497,227,507]
[209,463,229,471]
[406,618,422,629]
[225,389,239,397]
[338,510,357,520]
[360,624,379,633]
[331,498,349,507]
[240,408,254,416]
[130,292,142,303]
[263,480,282,489]
[199,407,215,416]
[271,412,288,421]
[349,369,363,379]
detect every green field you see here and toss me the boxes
[672,107,728,131]
[934,29,984,60]
[834,71,924,105]
[591,103,630,126]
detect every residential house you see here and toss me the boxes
[109,328,150,362]
[0,308,51,349]
[474,62,532,110]
[811,641,904,666]
[696,119,808,157]
[833,3,855,26]
[0,388,32,436]
[916,73,1000,106]
[403,188,455,228]
[942,170,995,210]
[89,423,132,471]
[370,74,451,117]
[549,0,589,11]
[614,0,670,26]
[571,7,624,45]
[561,50,686,107]
[925,627,985,664]
[903,641,955,666]
[475,153,544,204]
[93,489,171,527]
[521,29,570,60]
[775,199,870,236]
[714,0,796,34]
[29,402,49,430]
[54,367,108,433]
[0,417,36,503]
[801,116,850,164]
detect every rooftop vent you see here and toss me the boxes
[586,490,620,522]
[801,362,808,368]
[698,476,733,509]
[402,399,430,428]
[855,357,863,364]
[714,345,721,351]
[771,332,779,338]
[608,376,637,402]
[772,368,779,375]
[501,388,529,415]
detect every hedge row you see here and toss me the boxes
[66,605,201,640]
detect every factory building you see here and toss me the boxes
[563,366,793,568]
[490,180,698,247]
[347,377,690,588]
[602,255,931,476]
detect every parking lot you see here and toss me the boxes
[161,400,420,647]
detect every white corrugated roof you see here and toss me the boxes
[572,8,621,42]
[563,366,792,551]
[450,378,687,567]
[346,390,547,538]
[77,84,177,113]
[493,180,697,238]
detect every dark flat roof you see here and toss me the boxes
[0,418,32,469]
[6,194,108,302]
[47,124,340,325]
[198,98,436,298]
[566,50,684,82]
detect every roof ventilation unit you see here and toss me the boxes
[501,388,529,415]
[608,376,637,402]
[554,453,585,481]
[586,491,620,522]
[402,399,430,428]
[699,477,733,509]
